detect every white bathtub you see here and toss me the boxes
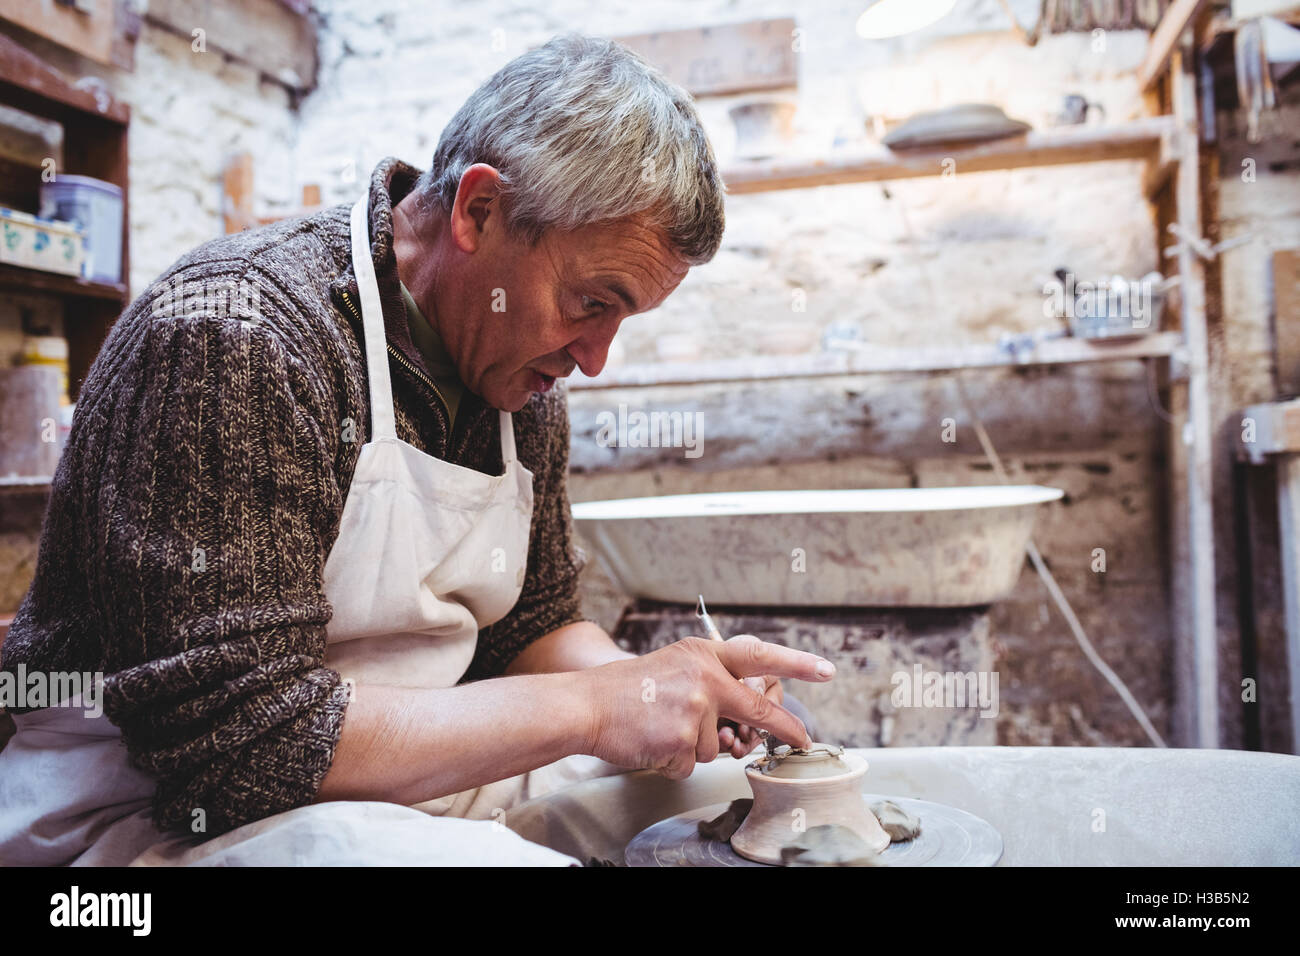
[572,486,1064,607]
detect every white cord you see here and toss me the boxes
[1145,357,1176,424]
[885,182,1167,747]
[954,376,1168,747]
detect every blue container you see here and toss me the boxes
[39,175,123,283]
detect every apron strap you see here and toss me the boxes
[350,195,398,441]
[499,409,518,464]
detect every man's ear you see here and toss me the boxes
[449,163,503,253]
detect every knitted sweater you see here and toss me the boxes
[0,158,590,838]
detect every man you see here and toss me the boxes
[0,34,833,865]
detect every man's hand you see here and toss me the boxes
[719,674,783,758]
[578,634,835,780]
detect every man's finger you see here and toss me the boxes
[715,635,835,684]
[661,746,695,780]
[715,677,811,749]
[731,737,750,759]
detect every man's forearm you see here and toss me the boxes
[505,620,636,675]
[315,670,593,807]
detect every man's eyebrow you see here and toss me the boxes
[598,278,638,313]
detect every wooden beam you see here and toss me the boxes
[1275,250,1300,396]
[146,0,317,91]
[1240,400,1300,460]
[1142,123,1181,200]
[1138,0,1211,92]
[613,18,797,97]
[1171,46,1220,748]
[108,0,143,72]
[0,0,117,67]
[570,332,1184,391]
[723,118,1175,195]
[222,152,255,235]
[0,29,129,124]
[567,369,1164,473]
[1277,455,1300,753]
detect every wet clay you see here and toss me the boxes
[780,825,884,866]
[697,798,753,842]
[870,799,922,842]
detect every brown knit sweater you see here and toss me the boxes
[0,158,590,837]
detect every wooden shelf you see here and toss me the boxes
[0,30,130,400]
[1239,399,1300,461]
[0,30,129,126]
[0,476,53,496]
[0,263,127,302]
[570,331,1184,390]
[721,117,1178,195]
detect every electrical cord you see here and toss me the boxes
[954,375,1168,747]
[1145,356,1177,424]
[887,178,1167,746]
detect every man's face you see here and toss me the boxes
[424,175,691,412]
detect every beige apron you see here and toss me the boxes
[324,193,622,820]
[0,194,620,866]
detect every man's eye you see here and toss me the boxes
[580,295,607,314]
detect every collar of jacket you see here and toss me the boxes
[329,157,488,447]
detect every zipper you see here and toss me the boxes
[339,287,449,422]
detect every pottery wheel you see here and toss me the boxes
[624,794,1002,867]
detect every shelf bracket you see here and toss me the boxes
[1142,125,1181,200]
[1163,222,1254,261]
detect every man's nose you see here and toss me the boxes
[568,316,622,379]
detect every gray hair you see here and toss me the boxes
[417,33,725,265]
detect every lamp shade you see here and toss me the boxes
[856,0,958,39]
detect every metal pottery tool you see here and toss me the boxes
[696,595,775,756]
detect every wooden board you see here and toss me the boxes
[0,30,129,124]
[1278,456,1300,754]
[147,0,317,91]
[568,370,1162,475]
[1169,47,1220,749]
[1138,0,1212,92]
[722,118,1175,195]
[0,0,116,67]
[1275,250,1300,397]
[613,18,797,97]
[1231,1,1300,16]
[570,331,1183,391]
[1240,399,1300,460]
[0,263,126,301]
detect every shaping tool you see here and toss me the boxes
[696,595,775,756]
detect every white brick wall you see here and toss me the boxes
[295,0,1157,362]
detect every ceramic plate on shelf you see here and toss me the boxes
[881,104,1031,150]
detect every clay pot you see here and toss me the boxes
[730,746,891,865]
